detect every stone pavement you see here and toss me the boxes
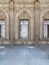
[35,44,49,60]
[0,44,49,65]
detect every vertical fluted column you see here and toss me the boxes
[9,2,14,43]
[35,2,40,42]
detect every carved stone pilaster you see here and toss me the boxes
[34,2,40,42]
[9,2,14,43]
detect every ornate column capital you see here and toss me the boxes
[34,2,40,11]
[10,0,14,2]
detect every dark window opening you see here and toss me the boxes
[0,25,1,37]
[48,25,49,38]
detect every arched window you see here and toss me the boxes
[0,20,5,38]
[20,19,29,39]
[44,19,49,38]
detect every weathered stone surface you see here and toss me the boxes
[0,0,49,44]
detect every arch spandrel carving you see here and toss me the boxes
[0,11,6,19]
[18,10,31,19]
[42,11,49,19]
